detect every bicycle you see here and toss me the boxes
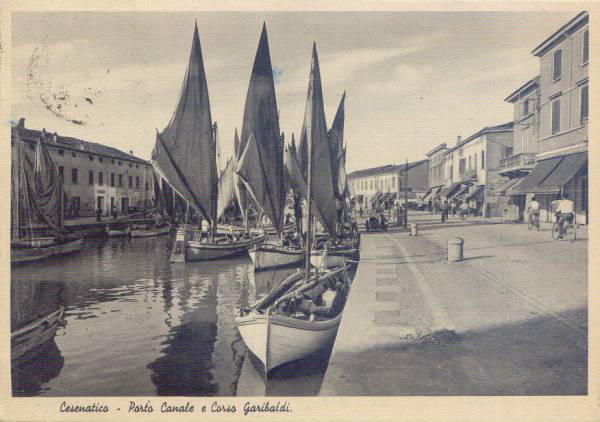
[527,213,540,230]
[551,220,577,242]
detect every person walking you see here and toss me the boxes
[459,201,469,222]
[441,200,449,223]
[451,201,457,217]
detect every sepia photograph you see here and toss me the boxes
[4,5,593,417]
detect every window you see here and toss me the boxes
[118,174,123,186]
[580,85,588,123]
[111,173,115,187]
[136,164,139,169]
[99,157,103,163]
[522,127,531,152]
[481,151,485,169]
[145,181,149,191]
[99,172,104,186]
[583,29,589,64]
[553,49,562,81]
[468,156,472,171]
[128,175,133,187]
[71,168,78,184]
[136,176,140,189]
[88,170,94,185]
[118,161,122,166]
[72,152,77,157]
[474,154,477,172]
[88,155,94,161]
[523,99,529,115]
[129,163,132,168]
[111,159,115,164]
[58,166,64,179]
[58,149,64,156]
[551,98,561,134]
[449,166,453,180]
[459,159,466,175]
[392,178,396,188]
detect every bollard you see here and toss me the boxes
[411,223,418,236]
[447,238,464,262]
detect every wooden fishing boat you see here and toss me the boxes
[10,127,83,264]
[249,244,305,271]
[11,307,64,362]
[235,265,351,374]
[106,223,131,237]
[130,221,172,237]
[310,246,359,269]
[11,237,83,264]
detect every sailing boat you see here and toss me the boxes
[235,43,354,375]
[129,167,172,237]
[11,124,83,264]
[236,24,305,271]
[310,92,360,269]
[152,23,264,262]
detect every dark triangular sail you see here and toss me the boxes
[298,43,338,235]
[152,23,217,223]
[329,92,345,199]
[237,23,285,234]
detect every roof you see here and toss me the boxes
[447,122,514,153]
[505,76,540,103]
[425,143,448,157]
[347,159,429,179]
[531,11,588,57]
[14,124,149,165]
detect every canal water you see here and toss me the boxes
[11,235,333,397]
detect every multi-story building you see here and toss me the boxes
[423,143,449,207]
[347,159,429,211]
[495,76,541,220]
[511,11,588,224]
[12,118,155,217]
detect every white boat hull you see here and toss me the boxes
[249,246,305,271]
[310,248,358,269]
[11,238,83,264]
[130,223,172,238]
[170,228,265,262]
[236,312,342,374]
[11,307,64,361]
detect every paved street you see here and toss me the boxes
[320,211,587,395]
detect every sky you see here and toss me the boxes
[11,11,577,172]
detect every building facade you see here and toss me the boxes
[13,119,155,217]
[347,159,429,211]
[511,12,589,224]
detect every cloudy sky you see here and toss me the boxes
[11,11,576,172]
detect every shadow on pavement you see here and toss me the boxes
[324,307,587,396]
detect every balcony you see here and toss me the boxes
[460,170,478,183]
[498,153,536,177]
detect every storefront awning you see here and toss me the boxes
[432,186,442,199]
[371,191,383,204]
[389,192,398,201]
[356,194,364,202]
[464,185,484,201]
[439,182,462,199]
[421,187,433,201]
[452,189,469,200]
[511,157,562,194]
[496,177,522,195]
[536,153,587,194]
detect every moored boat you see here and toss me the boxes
[249,244,305,271]
[11,307,64,362]
[130,221,172,237]
[11,236,83,264]
[310,246,359,269]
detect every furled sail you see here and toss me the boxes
[152,23,217,223]
[237,23,285,234]
[329,92,345,199]
[217,157,236,220]
[297,43,338,234]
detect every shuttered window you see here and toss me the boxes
[481,151,485,169]
[553,50,562,81]
[580,85,588,123]
[551,99,561,135]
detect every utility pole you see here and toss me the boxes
[404,158,408,229]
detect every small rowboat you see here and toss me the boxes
[11,236,83,264]
[170,227,265,262]
[130,222,172,238]
[235,265,352,375]
[310,247,359,269]
[249,244,305,271]
[11,307,64,362]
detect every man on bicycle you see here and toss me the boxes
[553,193,575,239]
[526,196,540,227]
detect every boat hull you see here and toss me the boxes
[249,246,305,271]
[130,223,172,238]
[236,312,342,374]
[11,238,83,264]
[183,235,265,262]
[11,307,64,362]
[310,248,359,269]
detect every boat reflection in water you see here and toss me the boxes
[10,235,339,396]
[11,280,66,396]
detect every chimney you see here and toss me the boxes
[53,132,58,143]
[129,150,134,155]
[18,118,25,129]
[456,135,462,145]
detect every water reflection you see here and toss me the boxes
[11,236,337,396]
